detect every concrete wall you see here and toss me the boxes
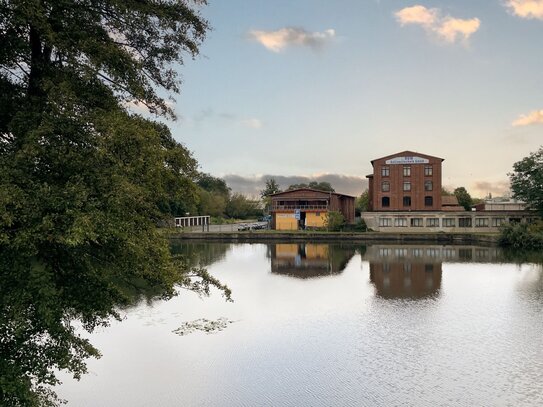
[363,211,538,233]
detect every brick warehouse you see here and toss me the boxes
[367,151,443,211]
[363,150,537,232]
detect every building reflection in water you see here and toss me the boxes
[365,245,444,300]
[364,244,508,300]
[269,243,356,279]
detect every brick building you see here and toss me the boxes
[367,151,443,211]
[362,151,537,232]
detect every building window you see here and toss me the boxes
[425,180,433,191]
[403,263,412,273]
[381,166,390,177]
[459,218,472,228]
[491,218,506,227]
[403,196,411,207]
[475,218,489,227]
[379,248,392,256]
[403,182,411,191]
[410,218,423,227]
[382,181,390,192]
[424,165,433,176]
[394,218,408,227]
[426,218,439,227]
[443,218,455,227]
[379,218,392,227]
[425,196,433,206]
[425,264,434,273]
[382,197,390,207]
[403,166,411,177]
[412,248,423,257]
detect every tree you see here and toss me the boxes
[0,1,229,405]
[509,147,543,214]
[197,174,231,199]
[454,187,473,211]
[225,193,262,219]
[356,189,370,215]
[287,181,335,192]
[260,178,281,198]
[324,211,345,231]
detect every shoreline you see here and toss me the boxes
[166,231,500,245]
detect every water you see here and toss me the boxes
[56,242,543,406]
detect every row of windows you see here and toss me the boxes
[381,196,434,207]
[379,217,508,228]
[381,181,433,192]
[378,247,499,260]
[381,165,433,177]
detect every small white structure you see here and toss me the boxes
[174,215,210,231]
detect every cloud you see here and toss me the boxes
[512,109,543,126]
[472,180,511,197]
[395,5,480,44]
[240,118,263,129]
[189,109,262,129]
[222,174,368,197]
[395,5,438,27]
[247,27,336,52]
[506,0,543,19]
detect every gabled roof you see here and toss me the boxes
[371,150,444,166]
[270,188,355,198]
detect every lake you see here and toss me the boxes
[57,242,543,406]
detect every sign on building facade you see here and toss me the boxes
[385,156,429,165]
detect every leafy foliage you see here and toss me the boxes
[356,189,370,215]
[0,1,228,405]
[324,211,345,232]
[509,147,543,214]
[287,181,335,192]
[498,221,543,250]
[225,193,262,219]
[260,178,281,198]
[454,187,473,211]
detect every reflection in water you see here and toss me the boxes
[6,241,543,406]
[268,243,356,278]
[170,240,231,268]
[364,245,442,299]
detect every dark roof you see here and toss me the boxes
[270,188,355,199]
[371,150,444,166]
[442,195,460,206]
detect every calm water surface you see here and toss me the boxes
[57,242,543,406]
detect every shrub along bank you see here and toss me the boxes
[498,221,543,250]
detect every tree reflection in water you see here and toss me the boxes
[0,242,232,406]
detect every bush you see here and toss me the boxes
[341,218,368,232]
[498,221,543,250]
[324,211,345,231]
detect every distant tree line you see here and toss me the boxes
[196,174,262,220]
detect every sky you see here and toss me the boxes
[151,0,543,197]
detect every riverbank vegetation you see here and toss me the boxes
[498,147,543,250]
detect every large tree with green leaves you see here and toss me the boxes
[0,1,230,405]
[509,147,543,214]
[454,187,473,211]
